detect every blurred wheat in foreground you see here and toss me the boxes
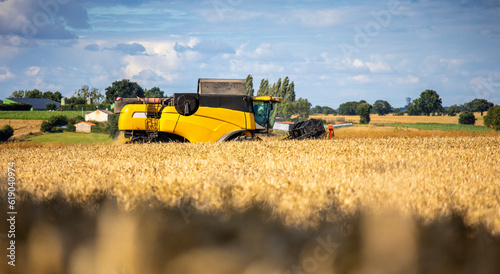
[1,136,500,273]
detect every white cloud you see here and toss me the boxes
[394,75,419,84]
[229,59,284,75]
[350,75,372,84]
[25,66,40,76]
[342,58,366,69]
[291,9,344,27]
[0,66,15,81]
[366,61,392,73]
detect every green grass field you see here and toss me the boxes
[377,123,493,133]
[25,132,113,144]
[0,110,83,120]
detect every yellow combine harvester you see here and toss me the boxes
[114,79,283,143]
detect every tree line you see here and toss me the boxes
[8,80,165,106]
[245,75,314,121]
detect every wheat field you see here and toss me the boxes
[311,113,486,126]
[1,133,500,273]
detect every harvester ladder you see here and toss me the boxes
[145,101,161,141]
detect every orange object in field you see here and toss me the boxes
[328,124,334,139]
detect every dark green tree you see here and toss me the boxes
[406,102,421,116]
[45,103,56,110]
[277,77,289,98]
[338,101,360,115]
[66,124,76,132]
[447,105,460,116]
[284,81,295,102]
[257,79,269,96]
[25,89,43,98]
[52,91,63,103]
[484,106,500,130]
[356,103,372,124]
[322,107,335,115]
[270,78,281,97]
[312,105,323,114]
[10,90,25,98]
[295,97,312,121]
[0,125,14,142]
[414,89,443,116]
[42,91,54,100]
[458,111,476,125]
[105,79,144,103]
[373,100,392,116]
[393,108,404,116]
[40,121,53,132]
[245,75,254,96]
[105,114,120,138]
[144,87,164,98]
[48,115,69,127]
[464,99,494,116]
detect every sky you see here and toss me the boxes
[0,0,499,108]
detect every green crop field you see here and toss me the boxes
[0,110,83,120]
[375,122,493,133]
[25,132,113,144]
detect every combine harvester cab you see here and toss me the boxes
[115,79,282,143]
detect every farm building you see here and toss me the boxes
[85,109,113,122]
[4,98,61,110]
[74,121,96,133]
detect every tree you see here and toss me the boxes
[406,102,421,116]
[322,107,335,115]
[458,111,476,125]
[393,108,404,116]
[338,101,360,115]
[280,98,311,121]
[45,103,56,110]
[484,106,500,130]
[105,79,144,103]
[295,97,311,121]
[312,105,334,115]
[312,105,323,114]
[0,125,14,142]
[76,85,105,104]
[373,100,392,116]
[66,124,76,132]
[270,78,281,97]
[105,114,120,138]
[25,89,43,98]
[10,90,25,98]
[356,103,372,124]
[144,87,164,98]
[447,105,460,116]
[414,89,443,116]
[40,121,53,132]
[48,115,69,127]
[257,79,269,96]
[277,77,289,98]
[245,75,254,96]
[464,99,494,116]
[284,81,295,102]
[52,91,63,103]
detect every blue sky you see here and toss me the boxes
[0,0,499,108]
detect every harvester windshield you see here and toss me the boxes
[252,96,282,129]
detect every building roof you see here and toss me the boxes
[74,121,96,126]
[86,109,113,115]
[6,98,61,109]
